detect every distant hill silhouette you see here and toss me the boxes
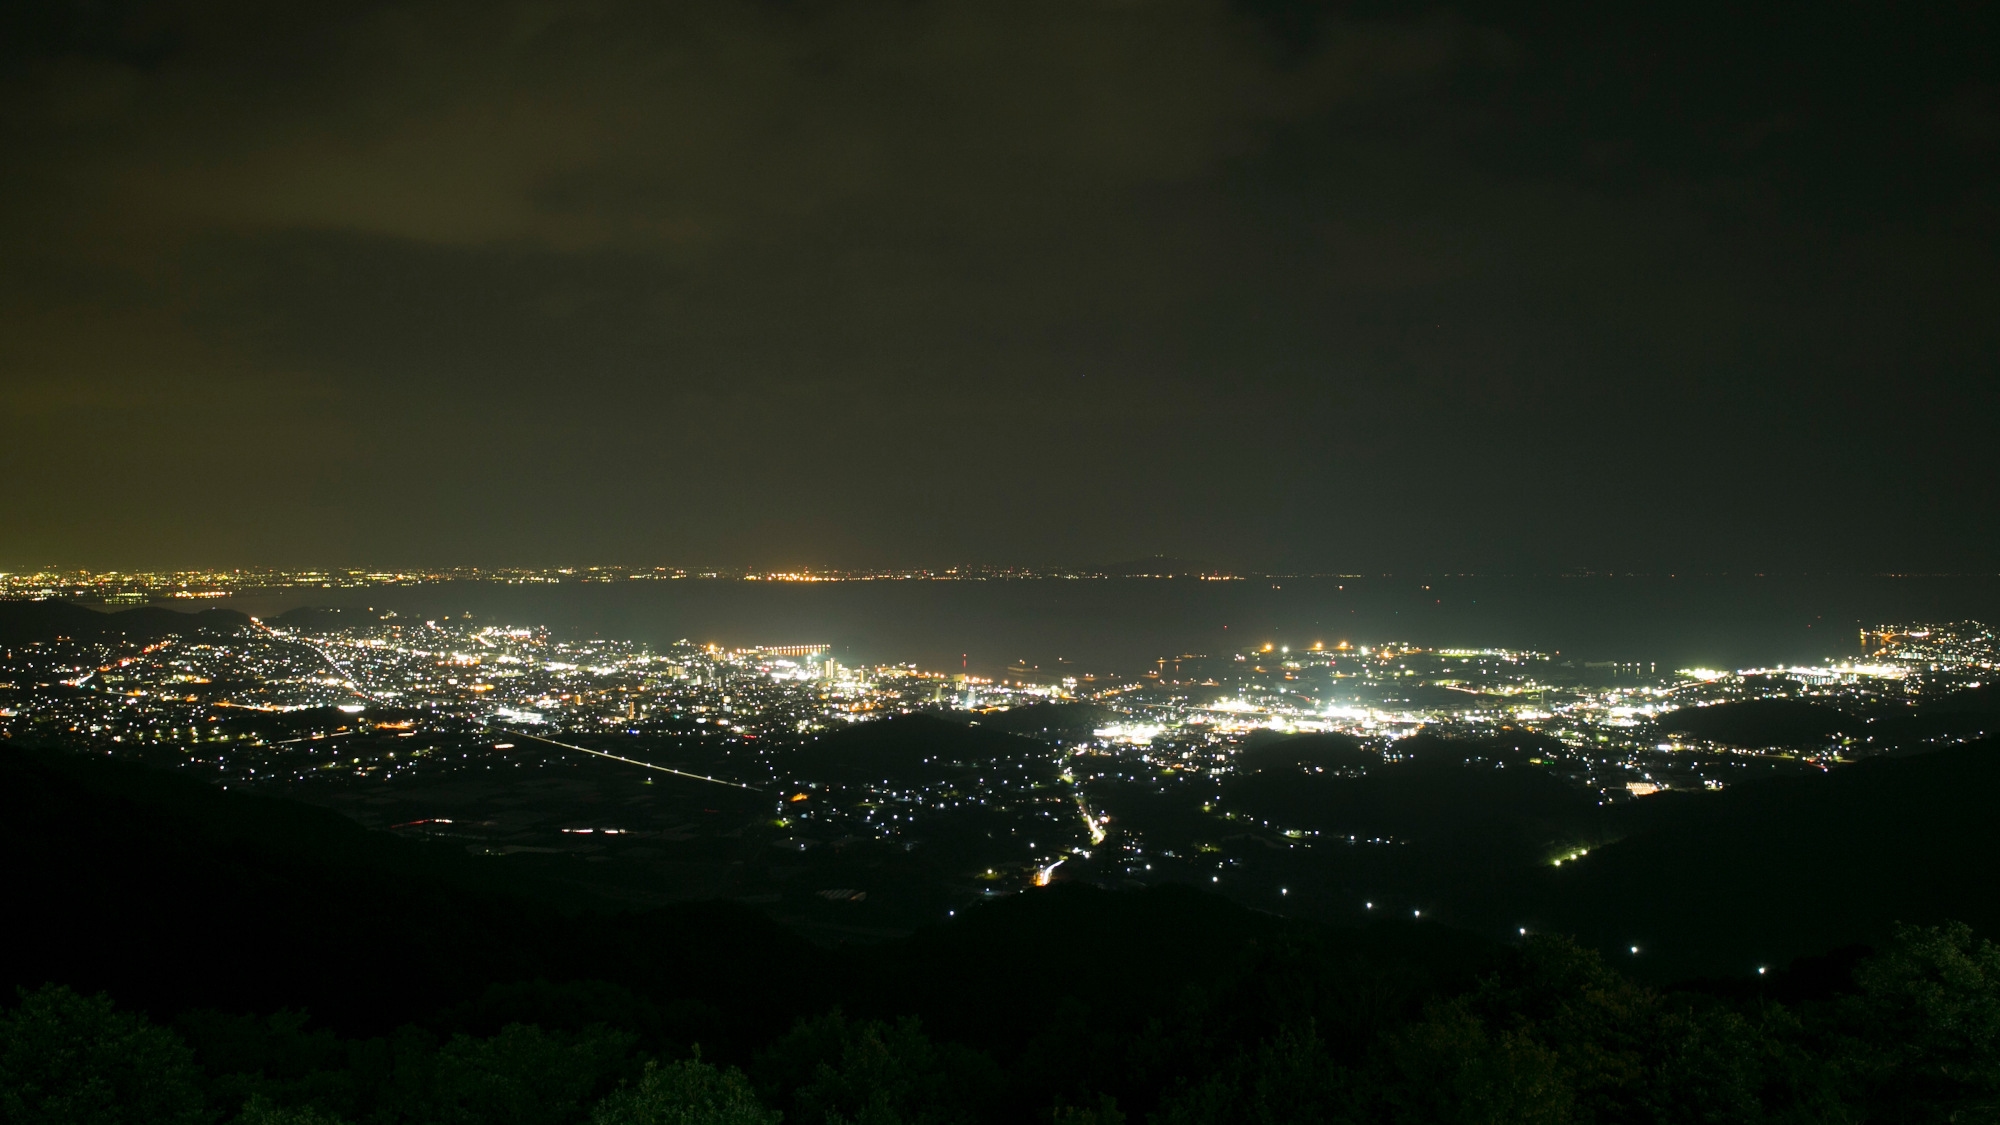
[0,600,252,645]
[797,713,1055,784]
[975,702,1110,736]
[1222,733,1590,867]
[1657,698,1850,746]
[1522,737,2000,980]
[1852,707,2000,752]
[1236,731,1374,771]
[1926,683,2000,714]
[1392,730,1566,766]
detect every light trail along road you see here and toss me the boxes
[500,729,763,792]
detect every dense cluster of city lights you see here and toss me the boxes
[3,603,1992,901]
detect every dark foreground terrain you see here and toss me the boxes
[4,740,2000,1124]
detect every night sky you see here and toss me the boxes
[3,1,1994,571]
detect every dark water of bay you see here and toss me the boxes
[224,574,2000,679]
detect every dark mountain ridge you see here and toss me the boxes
[1656,698,1851,746]
[9,738,2000,1123]
[0,745,816,1044]
[0,599,252,645]
[1235,730,1373,771]
[796,712,1054,784]
[1521,738,2000,980]
[973,702,1111,736]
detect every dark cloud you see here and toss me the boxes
[1,0,1994,569]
